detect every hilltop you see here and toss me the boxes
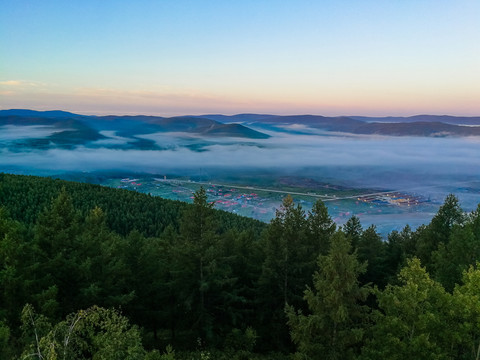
[0,110,270,151]
[2,110,480,146]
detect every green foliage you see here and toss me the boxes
[0,320,12,359]
[0,173,265,238]
[343,215,363,249]
[357,225,387,287]
[451,265,480,359]
[224,327,257,353]
[0,206,28,324]
[257,195,312,350]
[383,225,415,283]
[307,199,336,256]
[4,174,480,358]
[287,231,371,360]
[20,304,145,360]
[416,194,465,270]
[432,205,480,291]
[144,345,176,360]
[361,258,454,360]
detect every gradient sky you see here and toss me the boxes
[1,0,479,116]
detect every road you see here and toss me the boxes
[154,178,370,201]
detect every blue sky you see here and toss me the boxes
[1,0,479,116]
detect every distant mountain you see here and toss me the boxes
[239,114,480,137]
[200,123,270,138]
[0,114,77,127]
[0,115,105,149]
[0,110,269,139]
[351,115,480,126]
[193,114,276,122]
[0,110,270,151]
[252,115,364,132]
[353,121,480,137]
[2,110,480,140]
[0,109,88,119]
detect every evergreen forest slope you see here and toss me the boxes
[1,174,480,359]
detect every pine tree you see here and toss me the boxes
[287,231,371,360]
[307,199,336,256]
[257,195,309,351]
[343,215,363,250]
[416,194,465,269]
[32,188,80,318]
[179,187,220,343]
[357,225,387,287]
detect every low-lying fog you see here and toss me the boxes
[1,126,479,233]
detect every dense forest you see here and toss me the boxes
[1,173,480,359]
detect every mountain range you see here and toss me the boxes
[219,114,480,137]
[0,110,270,151]
[1,110,480,152]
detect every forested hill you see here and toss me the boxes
[0,173,266,237]
[2,173,480,359]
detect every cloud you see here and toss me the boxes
[0,80,22,86]
[2,131,480,233]
[0,125,59,141]
[1,132,479,185]
[0,80,44,87]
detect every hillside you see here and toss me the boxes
[0,173,266,237]
[3,110,480,141]
[1,174,480,359]
[353,121,480,136]
[352,114,480,125]
[244,114,480,137]
[0,110,270,144]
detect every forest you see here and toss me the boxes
[1,173,480,359]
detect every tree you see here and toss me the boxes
[0,320,12,359]
[452,263,480,359]
[131,226,183,345]
[361,258,454,360]
[0,207,28,325]
[433,205,480,291]
[343,216,363,250]
[261,195,310,306]
[32,187,80,318]
[287,231,371,360]
[416,194,465,269]
[179,187,220,343]
[257,195,309,350]
[307,199,336,256]
[76,207,134,311]
[357,225,387,287]
[20,304,145,360]
[384,225,415,283]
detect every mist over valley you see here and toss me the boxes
[2,109,480,235]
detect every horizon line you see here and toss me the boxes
[2,108,480,119]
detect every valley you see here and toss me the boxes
[91,173,447,235]
[2,109,480,236]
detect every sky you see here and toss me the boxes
[1,0,479,116]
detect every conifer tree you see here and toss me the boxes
[32,188,80,318]
[343,215,363,250]
[179,187,220,343]
[432,206,480,291]
[287,231,371,360]
[416,194,465,269]
[357,225,387,287]
[307,199,336,256]
[257,195,309,350]
[361,258,453,360]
